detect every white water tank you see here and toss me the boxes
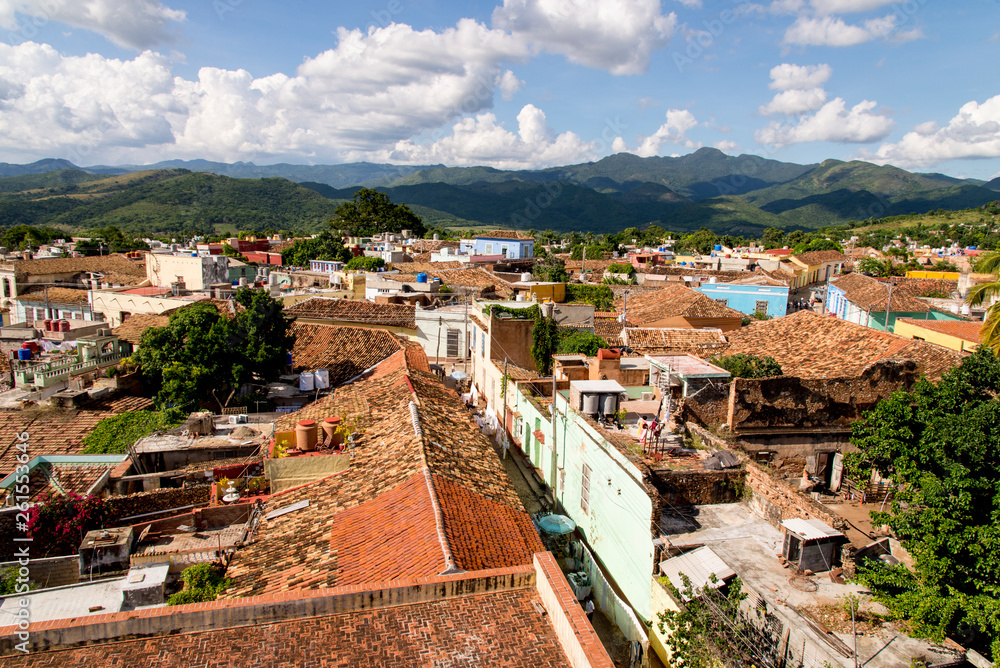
[521,272,533,282]
[602,393,618,416]
[582,393,600,415]
[961,304,971,316]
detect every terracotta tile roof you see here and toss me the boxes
[623,327,728,355]
[11,462,112,502]
[226,350,539,597]
[594,317,628,345]
[111,313,169,345]
[713,310,964,381]
[896,318,983,345]
[889,276,959,299]
[404,261,466,274]
[5,254,146,279]
[13,287,90,304]
[612,284,745,324]
[290,323,403,385]
[791,250,847,265]
[408,239,459,252]
[430,267,514,298]
[284,297,416,328]
[5,588,573,668]
[478,230,534,240]
[832,273,931,312]
[0,396,154,478]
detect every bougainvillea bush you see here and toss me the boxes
[26,492,108,557]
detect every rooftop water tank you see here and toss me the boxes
[601,393,618,416]
[17,348,31,361]
[961,304,971,316]
[714,244,723,251]
[416,272,428,283]
[582,393,600,416]
[521,272,533,282]
[191,251,198,257]
[59,320,70,332]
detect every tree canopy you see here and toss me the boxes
[557,330,608,357]
[708,353,782,378]
[333,188,425,237]
[281,230,352,268]
[344,255,385,271]
[134,288,295,410]
[845,348,1000,661]
[968,251,1000,353]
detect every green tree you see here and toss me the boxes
[344,255,386,271]
[333,188,425,237]
[532,257,568,282]
[281,231,352,267]
[557,330,608,357]
[606,262,636,276]
[856,257,904,278]
[74,225,149,253]
[679,228,719,255]
[708,353,782,378]
[761,227,785,249]
[167,563,231,606]
[967,252,1000,353]
[844,349,1000,660]
[531,313,559,375]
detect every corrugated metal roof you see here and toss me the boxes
[659,545,736,595]
[781,518,844,541]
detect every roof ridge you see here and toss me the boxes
[422,467,463,575]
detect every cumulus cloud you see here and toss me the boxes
[862,95,1000,169]
[635,108,699,156]
[0,0,185,50]
[377,104,597,169]
[492,0,676,75]
[713,140,740,154]
[675,0,702,7]
[808,0,899,14]
[759,88,828,115]
[784,14,909,46]
[768,63,832,90]
[756,98,895,146]
[496,70,524,100]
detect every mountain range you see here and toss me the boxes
[1,148,998,236]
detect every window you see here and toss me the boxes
[755,300,769,315]
[446,329,460,358]
[481,332,486,357]
[501,244,509,258]
[714,298,728,307]
[581,463,592,514]
[485,242,494,254]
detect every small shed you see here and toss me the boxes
[659,546,736,600]
[781,518,845,573]
[79,526,134,577]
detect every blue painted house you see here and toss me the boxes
[696,282,789,319]
[828,273,963,333]
[467,230,534,259]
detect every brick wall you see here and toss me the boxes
[104,486,211,525]
[744,461,845,531]
[650,468,745,506]
[682,382,731,429]
[0,555,79,589]
[533,552,616,668]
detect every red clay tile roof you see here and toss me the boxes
[285,297,416,328]
[623,327,727,355]
[11,462,113,502]
[713,310,964,381]
[612,284,745,324]
[0,396,154,478]
[111,313,170,344]
[408,239,460,252]
[791,250,847,265]
[896,318,983,345]
[290,323,403,385]
[13,287,90,304]
[478,230,534,240]
[226,350,540,597]
[430,267,514,298]
[4,253,146,280]
[594,317,629,345]
[3,588,574,668]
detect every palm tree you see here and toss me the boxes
[966,252,1000,352]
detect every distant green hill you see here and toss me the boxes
[0,170,339,235]
[0,168,106,194]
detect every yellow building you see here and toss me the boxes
[510,281,566,303]
[894,317,982,352]
[905,270,961,280]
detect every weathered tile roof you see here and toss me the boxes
[408,239,459,252]
[4,588,573,668]
[284,297,416,328]
[478,230,534,240]
[5,254,146,279]
[713,310,964,381]
[290,323,403,385]
[832,273,931,312]
[790,250,847,266]
[593,317,630,346]
[111,313,169,345]
[612,284,745,324]
[12,462,112,502]
[623,327,728,355]
[896,317,983,345]
[430,267,514,298]
[226,349,541,597]
[13,287,90,304]
[0,396,154,478]
[404,261,466,274]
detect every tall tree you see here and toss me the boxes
[333,188,425,237]
[967,252,999,353]
[845,349,1000,661]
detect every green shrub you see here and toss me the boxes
[82,410,183,455]
[167,563,231,606]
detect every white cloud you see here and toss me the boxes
[784,14,900,46]
[863,95,1000,169]
[496,70,524,100]
[635,108,699,156]
[759,87,828,115]
[755,98,894,146]
[768,63,832,90]
[769,0,805,14]
[809,0,898,14]
[378,105,597,169]
[675,0,702,7]
[713,140,740,154]
[492,0,676,75]
[0,0,185,50]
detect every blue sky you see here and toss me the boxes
[1,0,998,178]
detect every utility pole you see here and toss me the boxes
[435,316,443,366]
[581,246,586,279]
[621,290,629,324]
[463,294,469,366]
[883,280,893,331]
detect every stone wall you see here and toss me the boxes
[744,461,844,531]
[650,468,745,506]
[104,486,211,525]
[728,360,917,433]
[682,381,731,429]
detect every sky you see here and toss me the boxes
[0,0,998,179]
